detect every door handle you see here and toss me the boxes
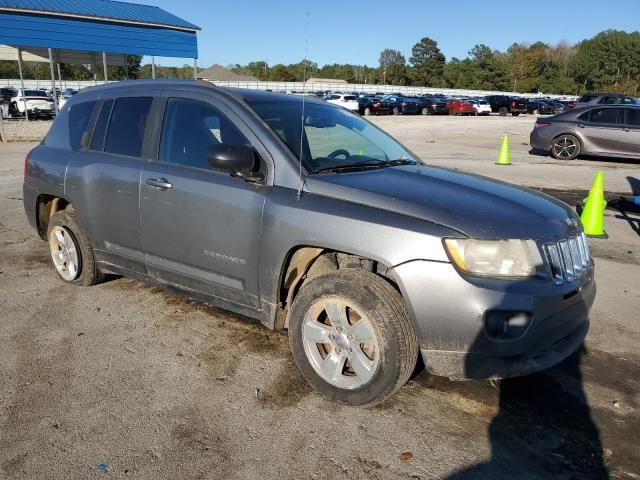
[146,178,173,190]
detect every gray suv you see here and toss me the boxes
[575,92,638,109]
[23,80,595,406]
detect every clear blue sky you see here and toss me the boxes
[146,0,640,68]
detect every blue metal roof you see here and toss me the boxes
[0,0,199,31]
[0,11,198,57]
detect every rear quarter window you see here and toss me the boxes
[68,100,97,150]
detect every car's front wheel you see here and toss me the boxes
[364,107,371,116]
[550,134,581,160]
[47,208,103,286]
[392,107,399,115]
[288,270,418,406]
[421,107,428,115]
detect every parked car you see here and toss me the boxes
[24,81,595,406]
[447,98,474,116]
[323,94,359,113]
[485,95,527,116]
[575,93,638,109]
[421,96,449,115]
[530,105,640,160]
[471,99,492,116]
[9,88,55,119]
[381,95,419,115]
[527,99,560,115]
[1,86,16,118]
[358,96,391,116]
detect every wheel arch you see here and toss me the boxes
[35,194,71,240]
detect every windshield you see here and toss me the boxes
[246,99,419,173]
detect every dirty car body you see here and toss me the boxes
[23,80,595,405]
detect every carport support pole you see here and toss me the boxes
[57,63,63,93]
[48,48,59,114]
[16,47,28,123]
[151,56,156,79]
[102,52,108,84]
[193,58,197,80]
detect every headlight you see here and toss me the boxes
[444,238,544,278]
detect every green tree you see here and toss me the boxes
[378,48,407,85]
[268,64,296,81]
[408,37,446,87]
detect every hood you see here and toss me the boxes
[305,165,578,240]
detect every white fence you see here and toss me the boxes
[0,78,577,100]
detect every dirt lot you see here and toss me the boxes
[1,115,639,479]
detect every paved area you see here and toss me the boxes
[1,114,639,480]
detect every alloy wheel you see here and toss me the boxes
[49,226,81,281]
[552,135,578,159]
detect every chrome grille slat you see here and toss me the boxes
[544,234,590,285]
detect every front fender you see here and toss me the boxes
[258,187,458,309]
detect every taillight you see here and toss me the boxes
[511,101,516,107]
[401,102,407,106]
[431,103,437,107]
[536,122,551,128]
[24,151,30,182]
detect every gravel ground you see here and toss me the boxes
[0,119,52,142]
[1,114,639,479]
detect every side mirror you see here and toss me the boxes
[208,144,264,183]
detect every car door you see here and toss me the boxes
[580,107,621,153]
[66,93,160,274]
[139,92,271,311]
[617,108,640,157]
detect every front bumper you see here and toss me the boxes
[390,260,595,380]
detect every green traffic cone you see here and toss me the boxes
[496,135,510,165]
[580,171,608,238]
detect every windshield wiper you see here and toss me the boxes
[312,158,418,174]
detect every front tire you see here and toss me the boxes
[288,270,418,406]
[550,134,581,160]
[364,107,371,116]
[392,107,399,115]
[421,107,428,115]
[47,209,103,286]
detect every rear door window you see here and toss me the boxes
[104,97,153,157]
[588,108,619,125]
[68,100,97,150]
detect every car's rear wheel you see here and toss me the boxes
[288,270,418,406]
[499,107,507,116]
[533,109,539,115]
[47,209,103,286]
[421,107,428,115]
[364,107,371,116]
[550,134,581,160]
[392,107,399,115]
[512,112,520,116]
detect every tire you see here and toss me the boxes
[499,107,507,116]
[288,270,418,407]
[473,110,478,116]
[421,107,428,115]
[512,112,520,117]
[392,107,399,115]
[533,109,539,115]
[47,208,104,286]
[550,134,581,160]
[364,107,371,116]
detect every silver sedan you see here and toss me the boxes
[530,105,640,160]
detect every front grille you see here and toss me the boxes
[543,232,590,285]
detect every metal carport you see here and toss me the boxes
[0,0,199,119]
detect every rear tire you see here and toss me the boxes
[499,107,507,116]
[550,134,581,160]
[421,107,428,115]
[364,107,371,116]
[288,270,418,407]
[512,112,520,117]
[47,209,104,286]
[392,107,399,115]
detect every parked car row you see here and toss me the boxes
[0,86,81,119]
[317,92,615,118]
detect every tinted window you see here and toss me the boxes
[68,100,97,150]
[624,109,640,126]
[578,94,598,103]
[577,111,590,122]
[90,99,113,151]
[599,96,618,105]
[622,97,637,105]
[104,97,152,157]
[159,98,251,170]
[588,108,619,124]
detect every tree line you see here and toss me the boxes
[1,30,638,95]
